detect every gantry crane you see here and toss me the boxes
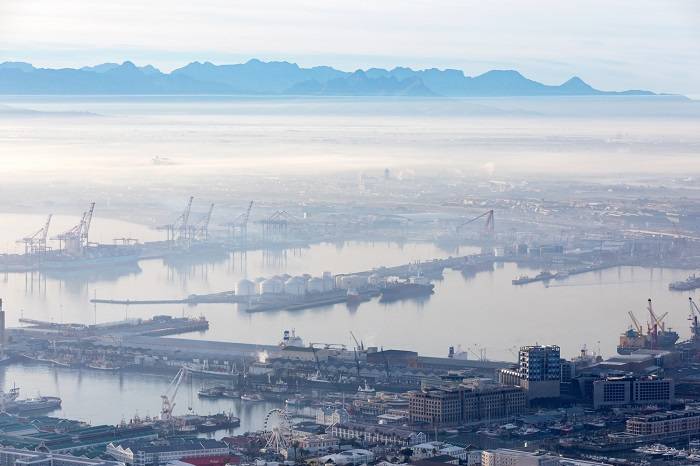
[52,203,95,255]
[17,214,52,255]
[158,196,194,245]
[192,203,215,241]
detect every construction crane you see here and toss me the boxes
[350,331,364,351]
[158,196,194,245]
[17,214,52,255]
[52,203,95,255]
[160,367,187,421]
[455,210,495,236]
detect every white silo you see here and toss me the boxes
[307,277,324,294]
[236,279,256,296]
[285,276,307,296]
[260,277,284,294]
[323,271,334,291]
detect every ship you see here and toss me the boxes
[617,299,679,355]
[87,359,121,371]
[512,271,555,285]
[669,274,700,291]
[197,386,225,398]
[1,386,62,414]
[379,278,434,302]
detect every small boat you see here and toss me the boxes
[240,393,263,402]
[197,386,225,398]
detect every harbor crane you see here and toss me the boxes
[689,297,700,342]
[160,366,188,421]
[52,203,95,255]
[455,210,495,236]
[627,311,644,334]
[158,196,194,245]
[192,203,215,241]
[225,201,253,241]
[350,331,364,351]
[17,214,52,255]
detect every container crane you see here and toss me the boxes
[52,203,95,255]
[192,203,215,241]
[17,214,52,255]
[225,201,254,241]
[160,366,187,421]
[158,196,194,245]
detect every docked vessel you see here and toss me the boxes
[669,274,700,291]
[617,299,679,354]
[512,271,555,285]
[87,359,121,371]
[379,278,434,302]
[1,386,62,414]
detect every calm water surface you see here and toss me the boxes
[0,213,698,428]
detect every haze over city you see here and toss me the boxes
[0,2,699,466]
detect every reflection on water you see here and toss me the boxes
[0,212,697,361]
[0,363,282,432]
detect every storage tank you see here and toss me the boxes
[322,271,334,291]
[236,279,256,296]
[307,277,324,294]
[260,278,284,294]
[285,276,307,296]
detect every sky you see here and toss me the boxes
[1,0,699,94]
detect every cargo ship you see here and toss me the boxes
[379,279,434,302]
[617,299,679,354]
[669,274,700,291]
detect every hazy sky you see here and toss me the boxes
[1,0,699,94]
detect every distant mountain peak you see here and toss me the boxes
[0,59,657,97]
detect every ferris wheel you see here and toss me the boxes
[263,408,292,454]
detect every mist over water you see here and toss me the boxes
[0,96,698,196]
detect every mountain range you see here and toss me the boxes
[0,59,655,97]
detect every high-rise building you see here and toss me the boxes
[498,345,561,400]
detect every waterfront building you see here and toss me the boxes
[592,375,674,409]
[408,388,462,425]
[315,407,350,426]
[0,447,124,466]
[409,381,526,426]
[327,423,426,446]
[481,449,609,466]
[318,449,374,466]
[106,438,229,466]
[499,345,561,401]
[614,409,700,442]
